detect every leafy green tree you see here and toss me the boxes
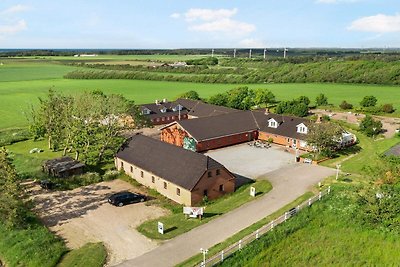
[296,96,310,106]
[359,115,382,137]
[254,89,275,107]
[0,148,26,228]
[339,100,353,110]
[208,93,228,106]
[360,95,378,107]
[275,100,309,117]
[315,93,328,106]
[306,122,343,157]
[178,90,200,100]
[226,87,254,110]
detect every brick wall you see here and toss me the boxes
[196,131,258,152]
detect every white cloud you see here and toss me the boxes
[348,14,400,33]
[172,8,255,36]
[239,38,266,48]
[184,8,237,22]
[170,13,181,19]
[189,18,255,34]
[0,19,27,34]
[1,4,30,15]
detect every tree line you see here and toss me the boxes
[29,90,146,166]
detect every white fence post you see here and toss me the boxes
[284,212,288,221]
[221,250,224,262]
[297,205,300,211]
[256,229,259,239]
[308,198,312,206]
[239,240,242,250]
[319,191,322,200]
[328,186,331,194]
[271,220,274,229]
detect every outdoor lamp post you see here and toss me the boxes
[200,248,209,266]
[336,164,341,180]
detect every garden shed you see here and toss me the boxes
[42,157,85,178]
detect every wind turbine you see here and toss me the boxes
[233,48,236,58]
[283,48,288,59]
[263,48,267,59]
[249,49,252,59]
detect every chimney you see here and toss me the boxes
[163,98,167,103]
[264,108,269,115]
[155,100,159,105]
[316,114,322,123]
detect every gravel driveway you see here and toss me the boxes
[30,179,168,266]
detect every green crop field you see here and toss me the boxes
[1,59,400,129]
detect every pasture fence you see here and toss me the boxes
[196,186,331,267]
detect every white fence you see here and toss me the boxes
[196,187,332,267]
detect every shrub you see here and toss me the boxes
[359,115,382,137]
[339,100,353,110]
[380,103,395,113]
[360,95,377,107]
[315,93,328,106]
[103,170,120,181]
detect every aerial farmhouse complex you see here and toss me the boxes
[115,134,235,206]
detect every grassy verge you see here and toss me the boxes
[57,243,107,267]
[137,180,272,240]
[214,184,400,266]
[177,191,314,267]
[0,127,30,146]
[0,221,66,267]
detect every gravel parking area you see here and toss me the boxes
[206,143,297,179]
[30,179,168,266]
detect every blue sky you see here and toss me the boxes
[0,0,399,48]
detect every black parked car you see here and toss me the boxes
[108,191,146,207]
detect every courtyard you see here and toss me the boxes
[205,143,298,179]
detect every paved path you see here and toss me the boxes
[117,164,335,267]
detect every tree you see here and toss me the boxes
[254,89,275,107]
[296,96,310,106]
[0,148,26,228]
[178,90,200,100]
[339,100,353,110]
[226,87,254,110]
[275,100,309,117]
[359,115,382,137]
[360,95,378,107]
[315,93,328,106]
[306,122,343,157]
[381,103,395,113]
[208,93,228,106]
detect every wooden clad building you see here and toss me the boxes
[115,134,235,206]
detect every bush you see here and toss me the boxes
[315,93,328,106]
[339,100,353,110]
[103,170,120,181]
[380,103,395,113]
[360,95,377,107]
[359,115,382,137]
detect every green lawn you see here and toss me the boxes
[216,185,400,267]
[57,243,107,267]
[322,133,400,174]
[0,221,66,267]
[138,180,272,240]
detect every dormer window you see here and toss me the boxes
[296,123,308,134]
[142,108,151,115]
[268,118,278,128]
[160,107,167,113]
[172,104,183,112]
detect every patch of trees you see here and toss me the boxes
[207,87,275,110]
[177,90,201,100]
[29,90,145,165]
[186,57,218,66]
[0,148,27,228]
[359,115,383,137]
[306,122,344,157]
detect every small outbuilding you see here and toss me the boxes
[42,157,85,178]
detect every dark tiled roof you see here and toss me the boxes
[141,99,199,120]
[176,111,259,141]
[116,134,226,191]
[188,102,239,118]
[384,144,400,157]
[43,157,85,173]
[254,111,310,140]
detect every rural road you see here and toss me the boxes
[116,164,335,267]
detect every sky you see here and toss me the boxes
[0,0,399,49]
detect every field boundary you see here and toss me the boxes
[195,187,332,267]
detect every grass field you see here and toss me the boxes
[216,185,400,267]
[57,243,107,267]
[1,59,400,129]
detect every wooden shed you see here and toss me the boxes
[42,157,85,178]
